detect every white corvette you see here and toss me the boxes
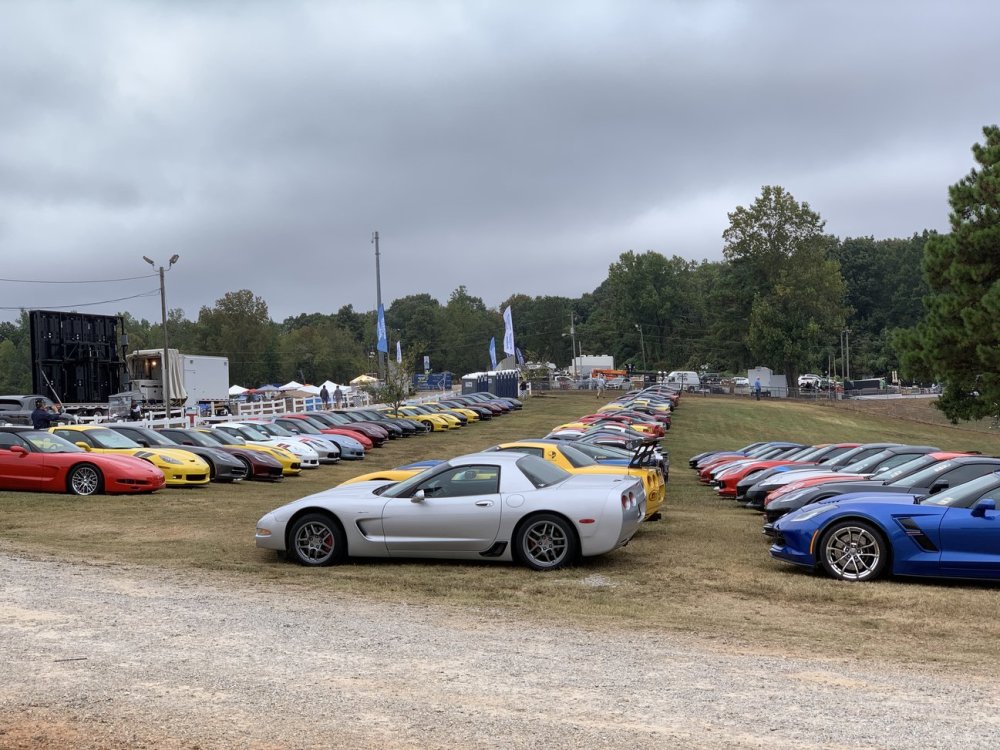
[256,452,645,570]
[212,423,321,468]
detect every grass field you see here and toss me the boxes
[3,393,999,674]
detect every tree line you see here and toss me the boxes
[2,126,996,423]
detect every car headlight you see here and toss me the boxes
[785,504,836,523]
[157,454,184,465]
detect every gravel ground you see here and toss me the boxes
[1,552,996,750]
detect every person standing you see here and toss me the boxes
[320,385,330,410]
[596,376,605,399]
[333,386,344,409]
[31,399,66,429]
[754,378,762,401]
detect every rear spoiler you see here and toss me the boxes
[629,437,661,469]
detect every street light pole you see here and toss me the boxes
[143,255,179,422]
[634,323,647,371]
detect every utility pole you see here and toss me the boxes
[635,323,647,371]
[143,254,179,422]
[569,312,577,378]
[845,328,851,381]
[373,231,385,380]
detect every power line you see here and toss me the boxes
[0,273,158,284]
[0,289,161,311]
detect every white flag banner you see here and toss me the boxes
[502,305,515,356]
[396,340,402,363]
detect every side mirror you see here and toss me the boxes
[9,445,28,456]
[75,442,92,452]
[929,481,949,494]
[971,498,996,518]
[411,489,426,504]
[136,439,150,447]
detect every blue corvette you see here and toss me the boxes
[769,471,1000,582]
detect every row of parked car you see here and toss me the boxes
[0,393,525,496]
[690,441,1000,582]
[253,384,683,571]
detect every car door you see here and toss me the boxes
[0,433,44,490]
[381,464,502,553]
[937,498,1000,574]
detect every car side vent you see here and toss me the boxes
[895,517,938,552]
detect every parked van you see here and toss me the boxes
[665,371,701,391]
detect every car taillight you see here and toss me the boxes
[621,491,636,509]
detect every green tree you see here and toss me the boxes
[899,125,1000,422]
[0,313,32,393]
[831,233,931,376]
[439,287,500,375]
[387,294,445,371]
[719,186,847,384]
[196,290,278,387]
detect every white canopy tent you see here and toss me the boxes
[228,385,248,396]
[279,381,304,391]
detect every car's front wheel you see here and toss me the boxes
[818,520,888,581]
[515,514,578,571]
[67,463,103,496]
[288,513,346,566]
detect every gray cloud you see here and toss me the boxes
[1,0,997,324]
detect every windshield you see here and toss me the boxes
[877,455,938,483]
[921,472,1000,507]
[839,449,895,474]
[283,419,320,434]
[259,423,293,437]
[517,455,571,487]
[890,459,957,487]
[235,425,269,440]
[127,427,174,447]
[87,429,141,449]
[571,442,632,461]
[202,431,246,446]
[164,430,214,447]
[23,432,84,453]
[557,443,598,468]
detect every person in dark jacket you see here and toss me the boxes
[31,399,66,429]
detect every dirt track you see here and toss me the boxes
[2,550,998,750]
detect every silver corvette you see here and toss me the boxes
[255,451,646,571]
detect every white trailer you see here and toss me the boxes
[126,350,230,409]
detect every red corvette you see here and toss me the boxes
[0,427,165,495]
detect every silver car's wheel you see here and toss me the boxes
[288,513,346,567]
[516,514,577,571]
[819,521,888,582]
[67,464,103,496]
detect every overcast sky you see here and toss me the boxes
[1,0,997,325]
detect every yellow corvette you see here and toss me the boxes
[420,403,480,423]
[194,429,302,476]
[381,407,455,432]
[487,439,665,520]
[554,421,660,436]
[50,425,210,487]
[338,460,443,486]
[398,405,464,428]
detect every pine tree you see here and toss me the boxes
[904,126,1000,422]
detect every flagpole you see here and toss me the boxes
[373,231,385,380]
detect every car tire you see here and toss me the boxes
[67,463,103,496]
[288,513,346,567]
[514,513,578,571]
[818,520,889,582]
[236,455,254,478]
